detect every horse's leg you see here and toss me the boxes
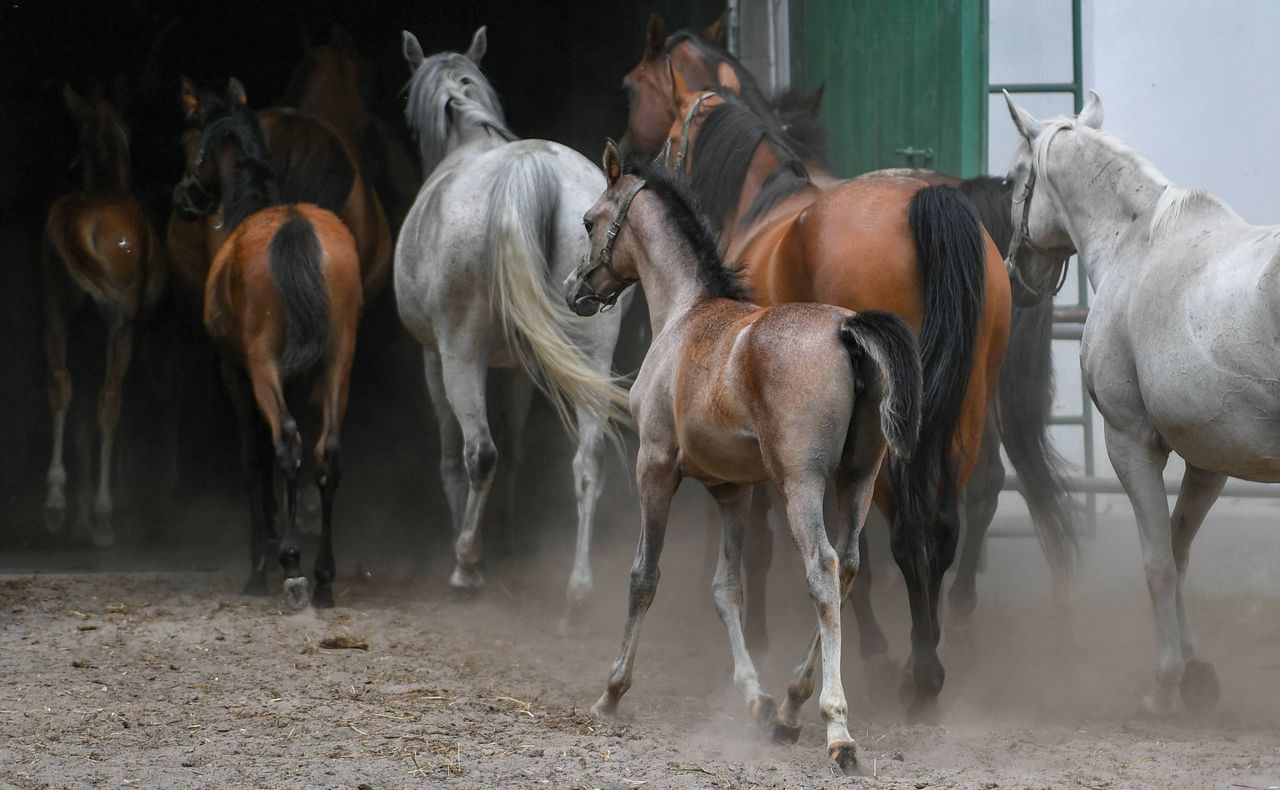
[438,351,496,589]
[310,362,352,609]
[43,295,73,536]
[706,484,775,731]
[246,359,306,608]
[890,487,954,721]
[221,362,274,596]
[497,370,534,559]
[422,348,465,540]
[561,406,606,633]
[1103,422,1180,715]
[853,495,895,695]
[89,316,135,548]
[1169,463,1225,714]
[742,485,774,655]
[778,476,858,774]
[591,446,679,718]
[949,408,1003,622]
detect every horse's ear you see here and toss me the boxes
[705,9,730,48]
[644,13,667,58]
[1003,90,1042,141]
[227,77,248,108]
[402,31,425,70]
[602,139,622,186]
[466,26,487,64]
[1078,89,1103,130]
[668,58,692,106]
[331,23,357,52]
[179,76,199,120]
[805,82,826,116]
[63,83,93,119]
[715,61,740,94]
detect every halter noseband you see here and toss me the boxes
[570,178,647,311]
[1005,133,1075,302]
[673,91,717,172]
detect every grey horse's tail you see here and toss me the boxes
[269,209,330,378]
[486,154,630,433]
[839,310,923,460]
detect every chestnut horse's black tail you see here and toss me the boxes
[269,209,330,378]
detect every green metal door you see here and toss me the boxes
[789,0,988,177]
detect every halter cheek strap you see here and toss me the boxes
[570,178,647,311]
[673,91,717,172]
[1006,151,1075,301]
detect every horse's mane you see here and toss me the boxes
[404,51,515,174]
[623,156,750,302]
[197,92,278,231]
[771,86,831,170]
[689,92,809,233]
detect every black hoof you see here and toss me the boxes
[243,574,269,597]
[1180,659,1220,716]
[772,720,802,745]
[829,742,862,776]
[311,585,335,609]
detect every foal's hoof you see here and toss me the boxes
[771,719,802,745]
[1180,659,1220,716]
[283,576,311,611]
[749,694,777,732]
[449,564,484,590]
[90,515,115,549]
[311,585,335,610]
[829,741,862,776]
[863,654,901,707]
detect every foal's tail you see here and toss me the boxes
[269,209,330,377]
[486,154,631,433]
[839,310,923,459]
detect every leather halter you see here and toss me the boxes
[673,91,717,172]
[1005,134,1076,302]
[570,178,647,311]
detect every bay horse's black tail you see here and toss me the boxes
[839,310,923,461]
[269,209,330,377]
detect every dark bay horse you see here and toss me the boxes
[175,79,362,609]
[42,84,167,546]
[566,146,922,773]
[660,76,1011,715]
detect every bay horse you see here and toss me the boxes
[398,28,631,629]
[771,84,1076,625]
[566,145,922,774]
[1002,90,1275,715]
[175,79,362,608]
[661,77,1012,715]
[42,84,167,547]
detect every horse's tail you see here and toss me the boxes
[269,208,330,377]
[999,300,1078,572]
[839,310,923,460]
[486,154,630,433]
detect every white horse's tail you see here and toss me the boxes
[486,153,631,435]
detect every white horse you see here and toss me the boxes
[1002,89,1278,715]
[396,27,631,627]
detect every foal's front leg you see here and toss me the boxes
[591,445,679,717]
[707,484,775,730]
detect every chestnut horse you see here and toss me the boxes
[566,146,922,773]
[175,79,361,609]
[43,84,166,547]
[660,78,1011,714]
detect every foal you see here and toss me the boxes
[43,85,166,546]
[565,145,922,774]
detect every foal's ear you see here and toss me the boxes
[179,76,200,120]
[63,83,93,119]
[602,139,623,186]
[1004,90,1043,141]
[465,26,488,64]
[644,13,667,58]
[227,77,248,108]
[716,61,740,94]
[705,9,730,48]
[1078,89,1104,130]
[402,31,425,70]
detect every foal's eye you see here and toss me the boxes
[583,217,595,234]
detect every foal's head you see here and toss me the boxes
[63,84,131,193]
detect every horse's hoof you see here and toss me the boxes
[907,694,941,724]
[311,585,335,610]
[283,576,310,611]
[557,610,590,639]
[449,564,484,590]
[43,501,66,536]
[589,695,618,720]
[829,741,862,776]
[243,574,269,597]
[749,694,777,732]
[1180,659,1220,716]
[771,719,802,745]
[863,654,900,706]
[1135,685,1178,717]
[90,515,114,549]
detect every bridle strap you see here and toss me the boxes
[1005,142,1075,301]
[674,91,716,172]
[572,178,647,310]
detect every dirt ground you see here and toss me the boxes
[1,497,1279,790]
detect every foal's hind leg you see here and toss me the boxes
[43,299,73,536]
[562,406,606,634]
[246,359,306,609]
[89,316,135,548]
[222,362,276,596]
[707,484,775,730]
[311,353,354,609]
[1169,464,1225,714]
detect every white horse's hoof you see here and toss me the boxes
[829,741,863,776]
[1136,685,1178,717]
[590,694,618,720]
[91,514,114,548]
[449,565,484,589]
[283,576,310,611]
[1180,659,1220,716]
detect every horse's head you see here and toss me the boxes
[620,13,728,158]
[63,83,131,192]
[285,23,372,145]
[401,26,511,175]
[1002,90,1103,307]
[565,140,644,316]
[662,62,734,174]
[172,77,268,223]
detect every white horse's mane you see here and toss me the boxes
[1033,116,1238,240]
[404,52,516,175]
